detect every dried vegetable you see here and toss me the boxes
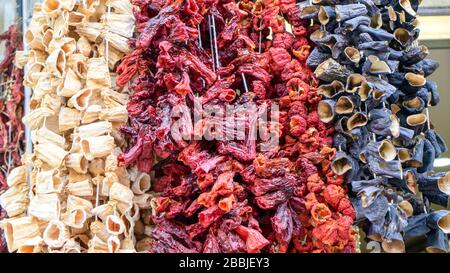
[0,0,139,253]
[1,0,449,254]
[308,0,450,252]
[117,0,356,253]
[0,25,25,253]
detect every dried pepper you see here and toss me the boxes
[118,0,356,253]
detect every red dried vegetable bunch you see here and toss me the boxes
[0,25,25,253]
[117,0,356,253]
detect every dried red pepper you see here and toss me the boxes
[118,0,356,253]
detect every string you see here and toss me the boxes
[241,73,249,93]
[198,25,203,49]
[207,15,216,73]
[94,3,112,220]
[5,125,12,176]
[372,133,378,179]
[211,15,220,69]
[258,20,263,53]
[105,5,112,67]
[22,0,36,213]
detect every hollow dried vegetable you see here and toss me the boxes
[0,25,25,253]
[309,0,450,252]
[0,0,140,253]
[117,0,356,253]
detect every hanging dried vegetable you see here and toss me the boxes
[308,0,450,252]
[0,0,139,253]
[117,0,356,253]
[0,25,25,253]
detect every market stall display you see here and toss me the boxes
[307,0,450,252]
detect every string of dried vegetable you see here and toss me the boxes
[117,0,356,253]
[0,0,141,253]
[0,25,25,253]
[308,0,450,252]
